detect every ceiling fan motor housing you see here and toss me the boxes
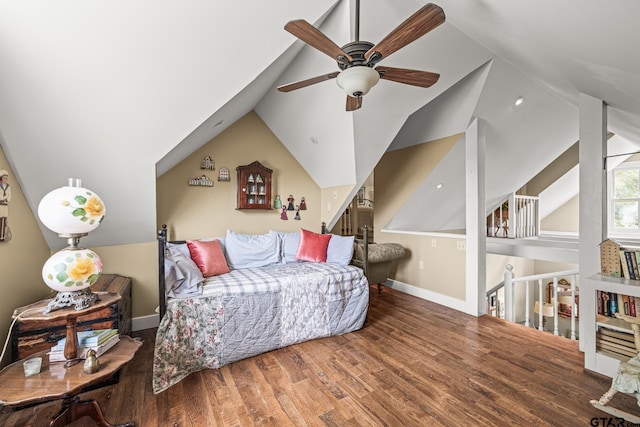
[338,41,376,69]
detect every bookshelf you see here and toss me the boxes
[585,274,640,378]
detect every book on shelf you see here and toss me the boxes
[48,334,120,362]
[596,290,640,318]
[54,328,118,348]
[624,251,637,280]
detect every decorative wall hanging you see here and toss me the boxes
[236,161,272,210]
[188,175,213,187]
[280,207,288,220]
[299,197,307,210]
[200,156,215,171]
[0,169,11,242]
[274,195,282,209]
[218,167,230,182]
[294,205,301,220]
[287,195,295,211]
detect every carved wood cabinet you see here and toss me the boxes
[236,161,272,210]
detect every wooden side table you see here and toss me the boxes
[0,336,141,427]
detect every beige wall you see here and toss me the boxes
[374,135,465,299]
[321,185,356,229]
[95,241,158,319]
[157,111,321,240]
[0,147,51,367]
[541,194,579,232]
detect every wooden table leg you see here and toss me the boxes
[50,396,135,427]
[63,318,80,367]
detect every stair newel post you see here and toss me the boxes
[507,193,516,238]
[504,264,514,322]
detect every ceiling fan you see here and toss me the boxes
[277,1,445,111]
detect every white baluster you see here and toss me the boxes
[552,277,559,336]
[570,274,577,340]
[504,265,514,322]
[538,279,544,331]
[525,280,531,328]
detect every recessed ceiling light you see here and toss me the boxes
[436,183,444,189]
[514,97,524,106]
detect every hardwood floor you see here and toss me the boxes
[2,287,638,426]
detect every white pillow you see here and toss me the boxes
[274,231,301,264]
[225,230,281,269]
[326,234,355,266]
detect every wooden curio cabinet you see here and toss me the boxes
[236,161,272,210]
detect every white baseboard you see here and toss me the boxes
[385,279,471,314]
[132,314,159,332]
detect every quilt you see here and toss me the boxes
[152,262,369,394]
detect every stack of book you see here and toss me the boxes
[48,328,119,362]
[596,326,637,359]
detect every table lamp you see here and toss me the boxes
[37,178,105,313]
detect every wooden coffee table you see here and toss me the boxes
[0,335,141,426]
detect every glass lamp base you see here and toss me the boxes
[43,289,98,314]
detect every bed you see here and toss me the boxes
[153,225,370,394]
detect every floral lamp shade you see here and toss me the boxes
[38,178,105,312]
[37,179,105,235]
[42,248,103,292]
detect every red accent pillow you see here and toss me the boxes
[295,229,332,263]
[186,239,230,277]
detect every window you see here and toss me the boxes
[609,161,640,237]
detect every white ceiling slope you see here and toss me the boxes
[2,0,640,248]
[0,0,336,249]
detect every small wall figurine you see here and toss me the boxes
[274,195,282,209]
[287,195,295,211]
[280,207,288,220]
[294,205,301,220]
[299,197,306,210]
[200,156,215,171]
[218,167,230,182]
[0,170,11,242]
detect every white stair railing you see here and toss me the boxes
[487,265,580,339]
[487,193,540,238]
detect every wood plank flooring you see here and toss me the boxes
[2,286,638,426]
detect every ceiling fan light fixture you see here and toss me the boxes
[336,66,380,97]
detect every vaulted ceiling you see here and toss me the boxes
[1,0,639,249]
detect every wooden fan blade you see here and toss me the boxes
[285,20,353,63]
[346,96,362,111]
[365,4,445,63]
[376,66,440,88]
[277,72,340,92]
